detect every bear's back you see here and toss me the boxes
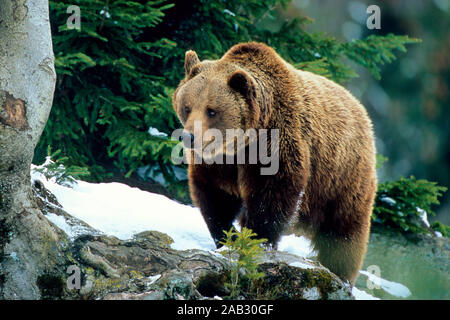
[282,63,376,197]
[286,64,374,148]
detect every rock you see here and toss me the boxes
[28,180,354,300]
[32,179,102,239]
[67,232,352,300]
[256,263,353,300]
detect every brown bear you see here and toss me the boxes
[173,42,377,284]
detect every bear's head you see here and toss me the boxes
[173,48,272,159]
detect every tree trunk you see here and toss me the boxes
[0,0,60,299]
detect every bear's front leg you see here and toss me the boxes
[189,166,242,247]
[239,170,305,247]
[191,182,242,247]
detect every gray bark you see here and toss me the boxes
[0,0,60,299]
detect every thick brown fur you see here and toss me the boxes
[173,42,377,285]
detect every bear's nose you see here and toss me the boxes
[180,131,195,148]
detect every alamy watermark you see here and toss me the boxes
[64,4,382,33]
[66,5,81,30]
[66,265,81,290]
[170,121,280,175]
[365,264,382,290]
[366,5,381,30]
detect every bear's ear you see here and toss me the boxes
[228,70,261,127]
[228,70,256,100]
[184,50,200,76]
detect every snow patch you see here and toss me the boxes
[289,261,314,270]
[99,9,111,19]
[32,169,215,250]
[148,127,168,138]
[359,270,411,298]
[380,196,396,206]
[303,287,320,300]
[278,234,315,258]
[416,207,430,228]
[223,9,236,17]
[146,274,161,286]
[45,213,101,240]
[352,287,380,300]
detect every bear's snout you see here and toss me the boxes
[180,130,195,148]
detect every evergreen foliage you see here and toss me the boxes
[430,221,450,238]
[33,147,90,187]
[373,176,447,234]
[39,0,178,183]
[37,0,419,203]
[219,227,267,299]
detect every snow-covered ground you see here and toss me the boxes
[31,163,411,300]
[359,271,411,298]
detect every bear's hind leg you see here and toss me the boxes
[313,231,369,285]
[312,198,372,285]
[312,180,374,284]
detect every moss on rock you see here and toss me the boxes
[37,273,65,300]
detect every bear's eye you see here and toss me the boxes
[184,106,191,114]
[206,108,216,118]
